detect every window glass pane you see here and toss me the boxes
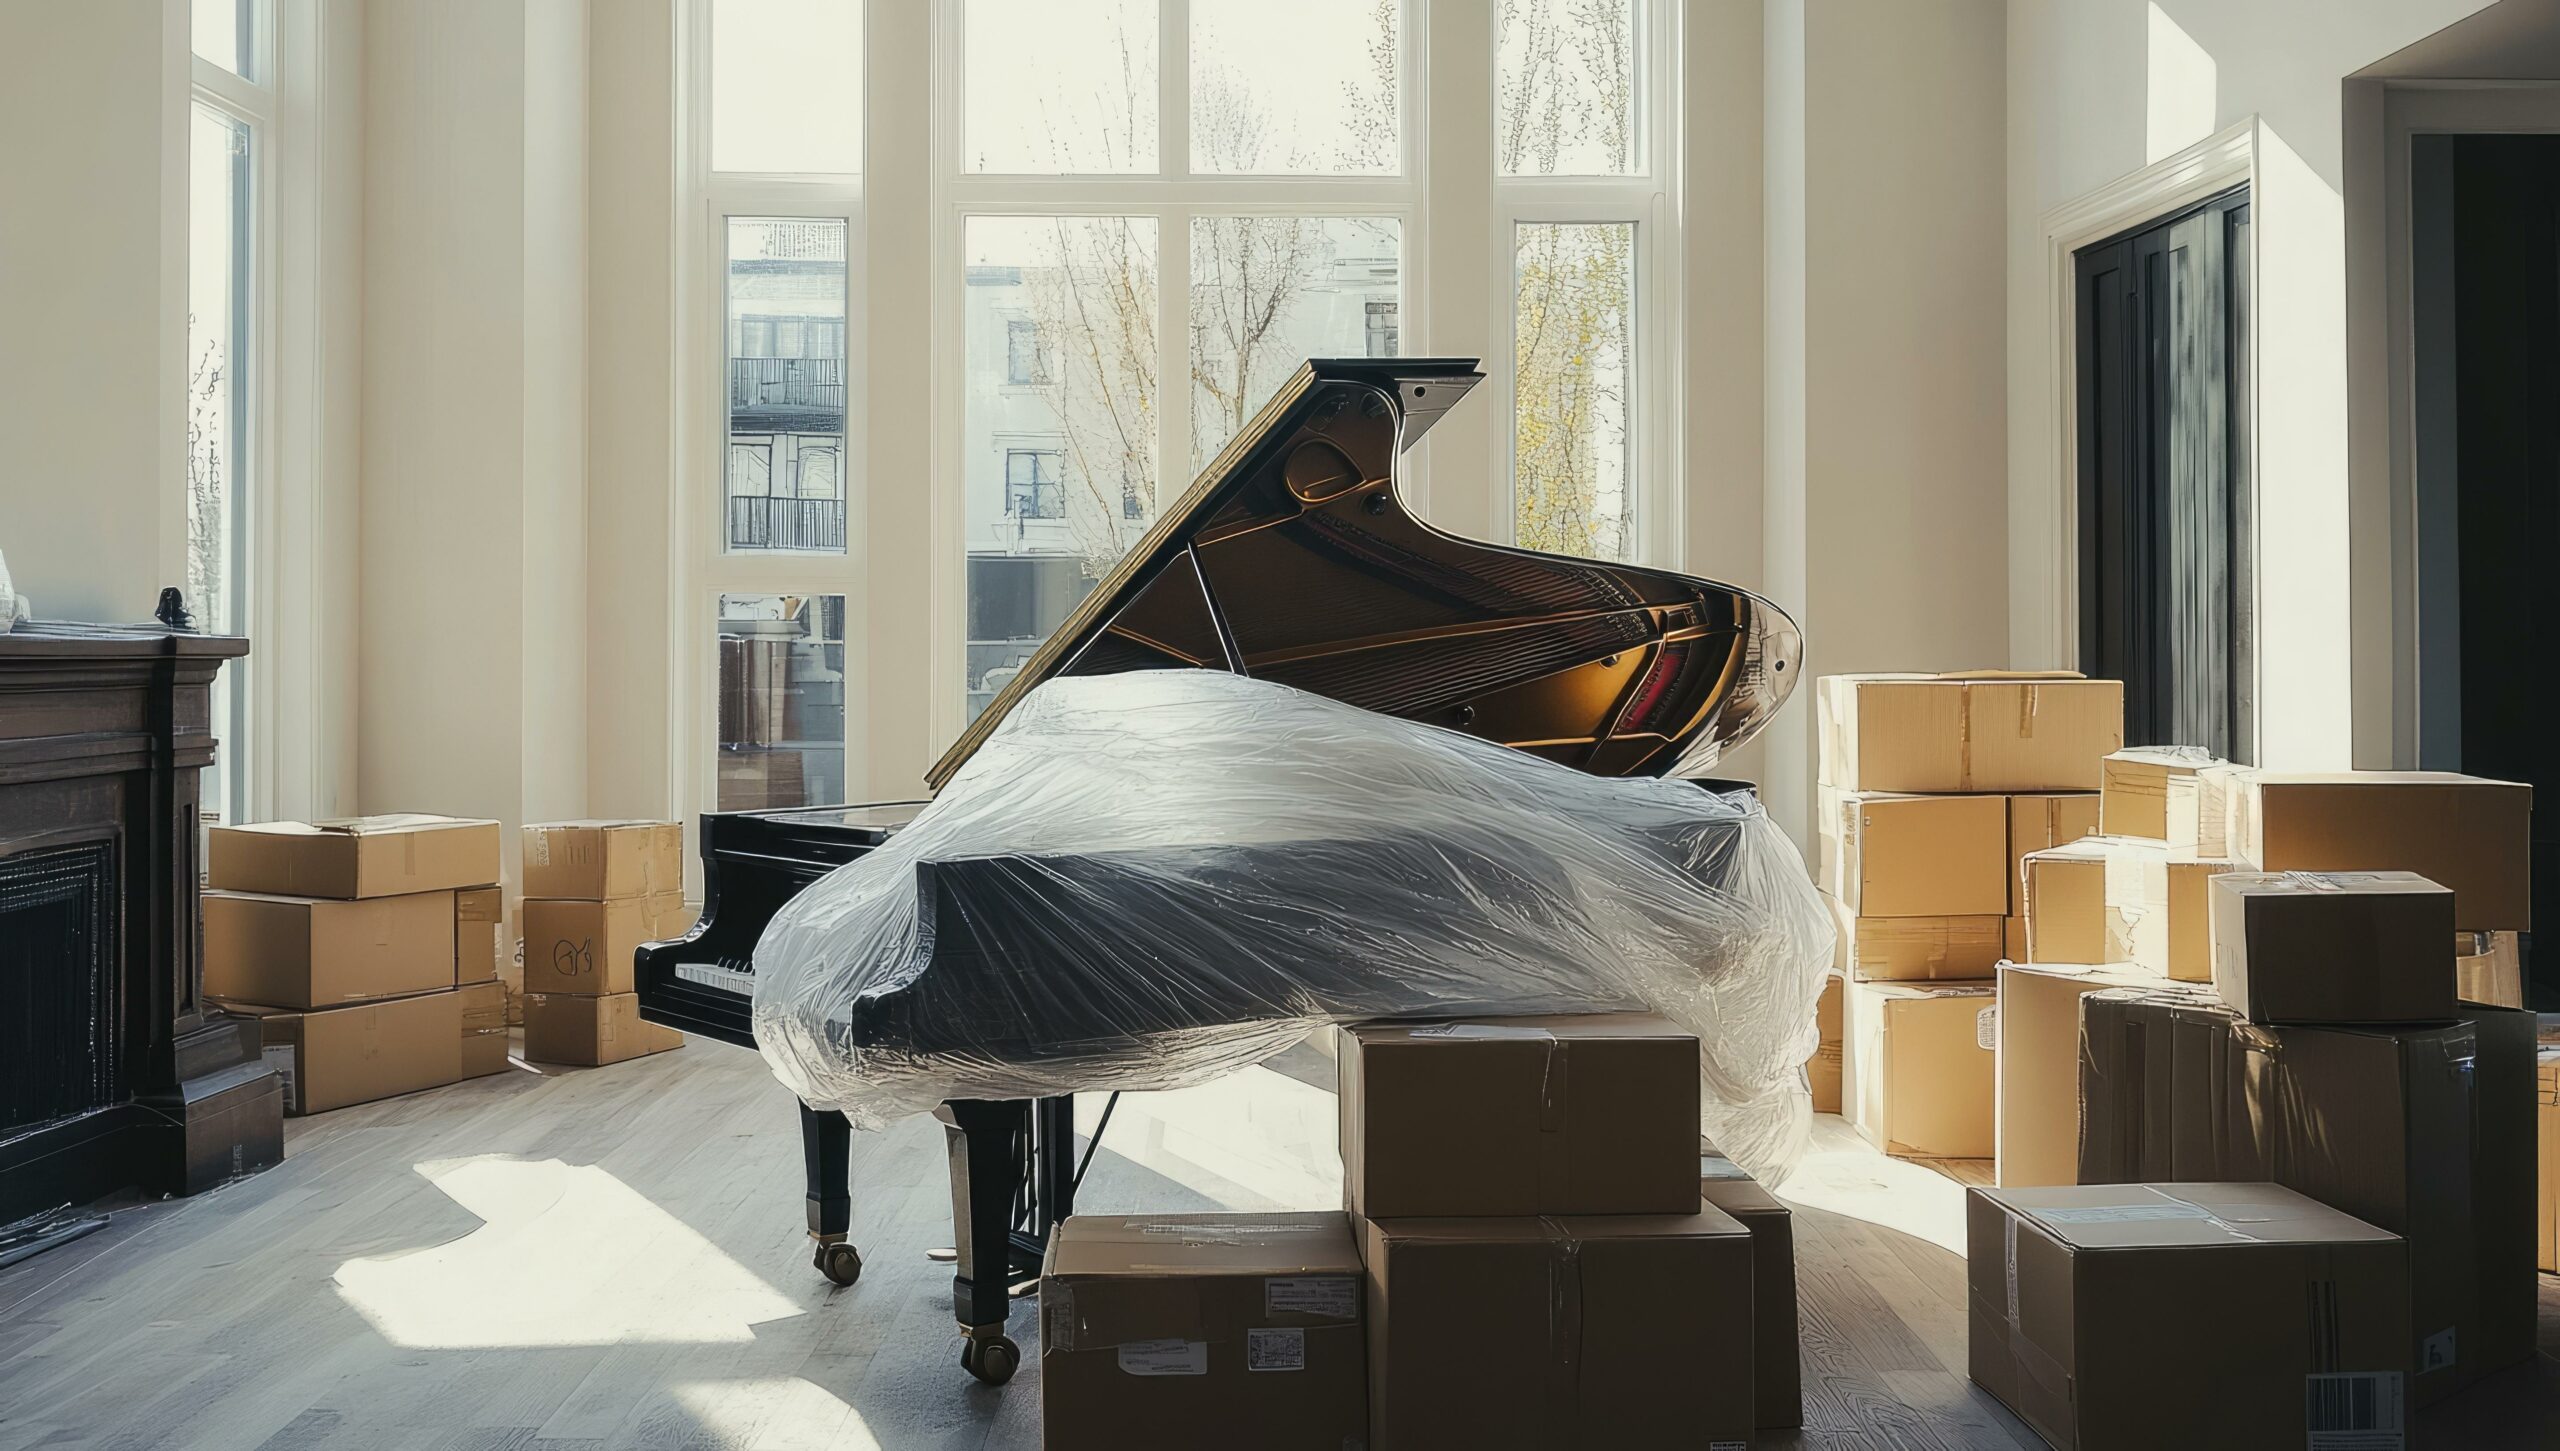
[189,103,251,825]
[1189,217,1400,469]
[1514,222,1634,562]
[964,215,1159,720]
[711,0,862,174]
[964,0,1158,174]
[726,218,849,554]
[1190,0,1398,174]
[1496,0,1637,176]
[718,595,848,809]
[192,0,256,82]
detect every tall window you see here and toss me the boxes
[698,0,864,810]
[190,0,272,826]
[953,0,1410,722]
[1498,0,1658,566]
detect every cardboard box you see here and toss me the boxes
[2006,792,2100,914]
[1358,1206,1754,1450]
[2456,930,2524,1009]
[2192,763,2250,856]
[2538,1048,2558,1274]
[521,820,685,901]
[229,990,464,1116]
[1967,1183,2409,1451]
[2003,915,2027,960]
[1845,978,1996,1158]
[1337,1015,1699,1218]
[1830,894,2005,981]
[520,897,658,996]
[1821,791,2008,917]
[203,889,458,1009]
[2225,770,2533,929]
[1994,962,2158,1187]
[208,814,500,899]
[2020,837,2113,965]
[1807,973,1843,1115]
[1816,672,2123,794]
[457,980,509,1080]
[1040,1212,1366,1451]
[2101,840,2237,982]
[455,885,503,986]
[2208,872,2456,1024]
[1700,1144,1800,1430]
[2097,746,2221,842]
[521,991,683,1066]
[2078,993,2540,1403]
[647,890,694,942]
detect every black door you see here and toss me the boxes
[2413,134,2560,1003]
[2075,187,2253,758]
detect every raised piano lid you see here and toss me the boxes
[928,357,1802,790]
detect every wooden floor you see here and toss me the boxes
[2,1033,2552,1450]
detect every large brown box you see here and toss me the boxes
[2457,930,2524,1009]
[455,885,503,986]
[1807,972,1843,1115]
[521,991,683,1066]
[1040,1212,1366,1451]
[2078,995,2540,1404]
[229,990,464,1116]
[1358,1206,1754,1450]
[208,814,500,899]
[1845,978,1996,1158]
[520,820,685,901]
[2225,770,2533,929]
[1816,672,2123,794]
[2100,839,2236,982]
[2208,871,2456,1024]
[520,897,658,996]
[1994,961,2159,1187]
[2020,836,2113,965]
[2006,792,2100,914]
[1700,1144,1800,1429]
[2096,746,2221,842]
[1336,1015,1699,1218]
[203,889,458,1009]
[457,980,509,1080]
[1821,790,2008,917]
[1967,1183,2409,1451]
[1831,894,2004,982]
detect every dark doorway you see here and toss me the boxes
[2411,133,2560,1005]
[2074,186,2253,759]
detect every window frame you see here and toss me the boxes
[679,1,873,825]
[191,1,278,828]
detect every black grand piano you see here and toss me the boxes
[635,358,1801,1384]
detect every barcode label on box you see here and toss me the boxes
[261,1045,299,1115]
[1245,1328,1305,1372]
[1116,1339,1208,1377]
[2305,1371,2403,1450]
[1265,1276,1359,1319]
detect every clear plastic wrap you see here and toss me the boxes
[752,670,1835,1181]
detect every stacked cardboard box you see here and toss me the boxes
[205,815,502,1115]
[1337,1015,1767,1444]
[1817,672,2122,1159]
[519,821,688,1067]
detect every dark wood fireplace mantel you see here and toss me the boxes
[0,622,281,1224]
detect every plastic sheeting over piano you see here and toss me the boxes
[751,670,1836,1181]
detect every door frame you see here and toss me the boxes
[2020,121,2258,736]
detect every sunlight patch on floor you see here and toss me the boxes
[332,1155,803,1349]
[1079,1059,1344,1211]
[1777,1126,1972,1255]
[670,1375,877,1450]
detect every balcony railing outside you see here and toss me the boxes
[731,357,845,414]
[729,495,847,552]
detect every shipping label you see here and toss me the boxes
[1245,1328,1305,1372]
[1115,1339,1209,1377]
[2305,1370,2404,1451]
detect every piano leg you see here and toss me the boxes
[798,1100,862,1287]
[945,1097,1029,1385]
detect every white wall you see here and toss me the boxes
[360,0,589,881]
[0,0,189,625]
[2004,0,2502,770]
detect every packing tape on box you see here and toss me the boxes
[1537,1216,1586,1443]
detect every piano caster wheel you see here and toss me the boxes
[813,1240,863,1287]
[960,1332,1021,1386]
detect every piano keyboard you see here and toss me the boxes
[676,960,757,996]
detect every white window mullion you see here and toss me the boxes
[1158,202,1192,500]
